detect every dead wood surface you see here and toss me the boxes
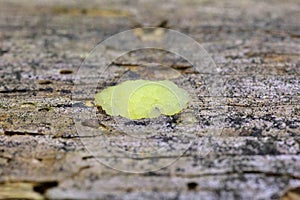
[0,0,300,199]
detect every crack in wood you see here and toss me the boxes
[3,130,45,136]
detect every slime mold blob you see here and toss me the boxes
[95,80,190,120]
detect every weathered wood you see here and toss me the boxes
[0,0,300,199]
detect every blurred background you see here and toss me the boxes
[0,0,300,199]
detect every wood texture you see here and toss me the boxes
[0,0,300,199]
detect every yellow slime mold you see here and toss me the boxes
[95,80,190,120]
